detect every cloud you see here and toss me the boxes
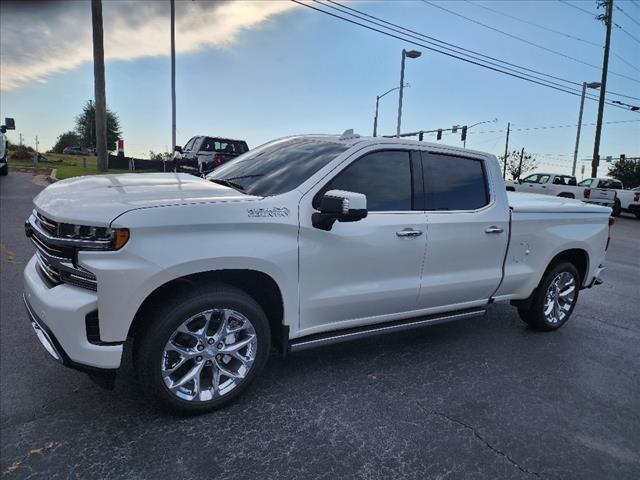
[0,0,296,91]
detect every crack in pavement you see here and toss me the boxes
[0,242,22,264]
[415,401,541,478]
[1,441,58,476]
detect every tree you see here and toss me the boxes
[52,131,81,154]
[149,150,172,162]
[608,157,640,188]
[75,100,122,152]
[500,149,538,180]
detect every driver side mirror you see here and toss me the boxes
[312,190,367,231]
[174,145,183,154]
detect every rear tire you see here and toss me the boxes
[517,262,580,331]
[134,283,271,415]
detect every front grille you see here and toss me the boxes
[27,211,98,291]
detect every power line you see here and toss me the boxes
[466,0,601,47]
[558,0,597,18]
[421,0,640,85]
[615,4,640,27]
[466,0,640,74]
[313,1,639,109]
[615,22,640,44]
[465,118,640,136]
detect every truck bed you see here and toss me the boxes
[507,192,612,214]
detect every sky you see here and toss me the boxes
[1,0,639,177]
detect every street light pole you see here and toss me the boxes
[462,118,498,148]
[572,82,601,176]
[396,49,421,138]
[373,84,408,137]
[170,0,176,155]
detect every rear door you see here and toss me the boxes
[416,151,509,310]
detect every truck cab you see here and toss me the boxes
[174,136,249,176]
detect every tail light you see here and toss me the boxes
[606,216,614,250]
[584,188,591,199]
[214,153,223,167]
[634,192,640,202]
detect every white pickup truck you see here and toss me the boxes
[24,134,613,414]
[506,172,616,210]
[579,177,640,218]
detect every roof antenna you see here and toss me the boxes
[340,129,360,140]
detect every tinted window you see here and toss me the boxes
[422,153,489,211]
[200,139,248,154]
[322,151,412,211]
[208,138,349,196]
[599,179,623,189]
[553,175,576,185]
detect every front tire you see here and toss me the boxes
[518,262,580,331]
[134,283,271,415]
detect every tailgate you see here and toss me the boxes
[589,188,615,202]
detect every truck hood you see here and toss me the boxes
[33,173,259,225]
[507,192,611,214]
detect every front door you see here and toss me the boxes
[298,149,427,335]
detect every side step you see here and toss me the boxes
[288,308,486,353]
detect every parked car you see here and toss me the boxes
[63,146,91,156]
[173,136,249,176]
[24,133,612,414]
[0,126,7,176]
[578,177,639,218]
[506,172,616,208]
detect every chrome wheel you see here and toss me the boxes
[161,309,257,402]
[543,272,576,325]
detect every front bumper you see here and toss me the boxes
[23,255,123,369]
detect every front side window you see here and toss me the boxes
[208,138,349,196]
[321,150,412,211]
[578,179,592,187]
[422,153,489,211]
[183,137,197,152]
[521,174,540,184]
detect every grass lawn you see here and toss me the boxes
[8,153,133,180]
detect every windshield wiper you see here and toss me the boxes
[210,178,245,191]
[225,174,264,181]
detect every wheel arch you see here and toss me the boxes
[128,269,286,350]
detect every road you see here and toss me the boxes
[1,171,639,479]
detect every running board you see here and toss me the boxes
[288,308,486,353]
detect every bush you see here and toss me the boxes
[9,145,36,160]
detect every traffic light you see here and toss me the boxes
[620,154,626,161]
[437,129,442,141]
[461,125,467,142]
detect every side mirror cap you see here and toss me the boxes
[312,190,367,231]
[174,145,183,153]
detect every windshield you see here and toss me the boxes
[207,138,350,196]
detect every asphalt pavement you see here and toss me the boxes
[1,171,639,479]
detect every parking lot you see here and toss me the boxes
[1,170,639,479]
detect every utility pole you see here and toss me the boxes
[91,0,108,171]
[396,49,421,138]
[502,122,510,179]
[591,0,613,178]
[517,147,525,180]
[19,133,23,146]
[170,0,176,154]
[573,82,601,176]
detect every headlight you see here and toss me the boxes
[57,224,130,251]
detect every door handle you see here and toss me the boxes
[396,228,423,238]
[484,226,504,234]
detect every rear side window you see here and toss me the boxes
[421,153,489,211]
[201,139,247,154]
[553,175,576,186]
[599,179,623,189]
[323,151,412,211]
